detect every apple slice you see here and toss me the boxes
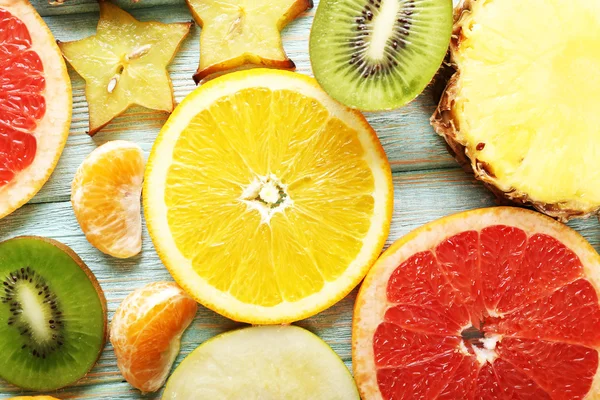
[187,0,312,83]
[58,2,191,136]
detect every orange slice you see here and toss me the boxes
[110,281,198,393]
[71,141,145,258]
[144,69,393,324]
[0,0,71,219]
[353,207,600,400]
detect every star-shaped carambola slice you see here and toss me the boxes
[186,0,312,83]
[58,2,191,135]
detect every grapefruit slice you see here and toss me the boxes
[353,207,600,400]
[0,0,71,219]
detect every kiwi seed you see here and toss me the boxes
[0,236,107,391]
[1,267,65,359]
[309,0,453,111]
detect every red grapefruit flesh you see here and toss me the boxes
[0,8,42,185]
[0,0,71,219]
[353,207,600,400]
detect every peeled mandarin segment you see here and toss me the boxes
[432,0,600,220]
[0,0,71,219]
[58,2,191,135]
[71,140,145,259]
[352,207,600,400]
[163,325,360,399]
[144,69,393,324]
[186,0,313,83]
[110,281,198,393]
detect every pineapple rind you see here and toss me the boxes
[432,0,600,222]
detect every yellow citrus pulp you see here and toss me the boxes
[144,69,393,323]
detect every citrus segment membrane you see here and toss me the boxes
[0,8,44,186]
[144,69,392,323]
[110,282,197,392]
[71,141,145,259]
[167,88,374,306]
[354,208,600,400]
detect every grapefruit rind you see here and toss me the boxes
[352,207,600,399]
[144,68,393,324]
[0,0,72,219]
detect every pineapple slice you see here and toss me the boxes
[59,2,191,135]
[432,0,600,221]
[186,0,312,83]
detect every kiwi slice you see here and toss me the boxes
[0,236,107,391]
[309,0,453,111]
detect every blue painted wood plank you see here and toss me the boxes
[3,168,600,398]
[2,0,599,398]
[30,1,454,205]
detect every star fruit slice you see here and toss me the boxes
[186,0,313,83]
[58,2,191,136]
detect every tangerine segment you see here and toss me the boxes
[353,207,600,400]
[71,141,145,258]
[144,69,393,324]
[0,0,71,219]
[110,281,198,393]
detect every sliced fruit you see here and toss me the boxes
[353,207,600,400]
[71,140,145,259]
[0,236,107,391]
[58,2,191,135]
[110,281,197,393]
[0,0,71,219]
[186,0,312,83]
[144,68,393,324]
[310,0,452,111]
[163,325,359,399]
[8,397,60,400]
[432,0,600,221]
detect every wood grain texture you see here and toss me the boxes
[1,0,600,398]
[3,168,600,398]
[31,1,455,205]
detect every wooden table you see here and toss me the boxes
[2,0,599,398]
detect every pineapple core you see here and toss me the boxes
[452,0,600,211]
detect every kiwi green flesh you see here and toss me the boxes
[310,0,453,111]
[0,237,106,391]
